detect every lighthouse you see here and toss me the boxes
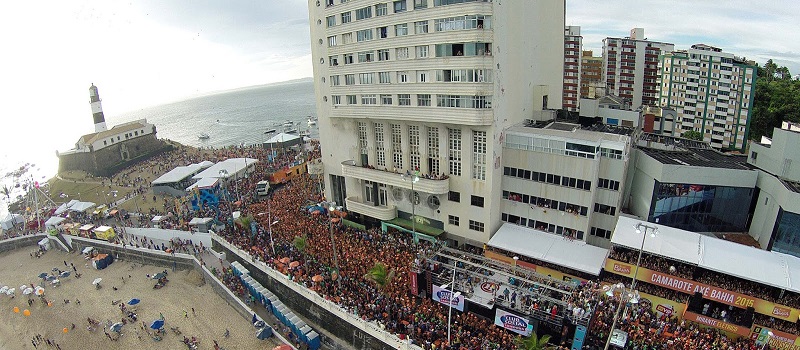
[89,83,107,132]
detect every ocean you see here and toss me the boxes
[0,78,316,217]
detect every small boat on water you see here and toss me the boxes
[198,133,210,140]
[299,129,311,137]
[263,128,277,134]
[283,120,294,127]
[307,118,317,126]
[285,128,298,134]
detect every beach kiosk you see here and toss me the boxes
[151,216,165,228]
[93,226,116,241]
[79,224,95,238]
[188,217,213,233]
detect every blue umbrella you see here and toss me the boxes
[110,322,124,333]
[128,298,140,306]
[59,271,71,278]
[150,319,164,330]
[38,273,49,279]
[46,275,57,282]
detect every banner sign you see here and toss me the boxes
[606,259,800,322]
[571,325,587,350]
[432,285,465,312]
[485,250,588,283]
[494,309,533,336]
[410,271,418,296]
[750,326,800,349]
[683,311,751,337]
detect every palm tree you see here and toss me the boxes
[515,333,552,350]
[292,235,307,252]
[364,262,395,291]
[236,214,254,233]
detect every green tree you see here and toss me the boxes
[515,333,552,350]
[681,130,704,141]
[292,235,307,252]
[364,262,395,291]
[749,60,800,141]
[236,214,255,233]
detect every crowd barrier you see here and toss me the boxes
[213,233,424,350]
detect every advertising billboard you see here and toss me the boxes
[432,285,465,312]
[494,309,533,336]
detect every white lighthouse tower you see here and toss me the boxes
[89,83,107,132]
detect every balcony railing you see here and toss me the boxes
[345,196,397,221]
[341,160,450,194]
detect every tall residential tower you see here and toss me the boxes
[307,0,564,244]
[602,28,674,109]
[563,26,582,112]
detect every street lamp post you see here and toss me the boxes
[632,223,659,290]
[323,201,342,289]
[442,259,461,345]
[603,283,640,350]
[401,173,420,236]
[267,199,278,256]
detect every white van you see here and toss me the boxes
[256,180,271,196]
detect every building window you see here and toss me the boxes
[417,71,428,82]
[355,6,372,20]
[397,71,409,83]
[379,72,391,84]
[448,191,460,202]
[448,215,459,226]
[331,95,342,105]
[375,3,387,16]
[345,74,355,85]
[594,203,617,216]
[358,51,374,63]
[346,95,357,105]
[361,94,377,105]
[358,122,369,163]
[391,124,403,169]
[428,127,440,175]
[375,123,386,167]
[393,0,407,13]
[414,0,428,9]
[341,12,351,24]
[326,16,336,27]
[417,94,431,106]
[470,195,484,207]
[381,94,393,105]
[357,29,373,42]
[472,130,486,180]
[416,45,428,58]
[342,32,353,44]
[328,55,339,66]
[398,94,411,106]
[395,23,408,36]
[377,49,390,61]
[330,75,340,86]
[377,26,388,39]
[396,47,409,59]
[358,73,374,84]
[590,227,612,239]
[468,220,484,232]
[343,54,353,64]
[409,125,421,171]
[448,128,462,176]
[414,21,429,34]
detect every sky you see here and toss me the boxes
[0,0,798,183]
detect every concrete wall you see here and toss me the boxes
[0,234,47,254]
[58,135,171,177]
[212,234,422,350]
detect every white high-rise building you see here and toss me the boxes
[658,44,757,151]
[307,0,564,244]
[602,28,674,109]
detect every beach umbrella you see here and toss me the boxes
[60,271,71,278]
[38,273,49,279]
[149,319,164,330]
[13,307,19,313]
[312,275,324,283]
[6,288,15,296]
[128,298,141,306]
[153,273,166,280]
[46,275,57,282]
[0,286,8,294]
[35,287,45,296]
[256,326,273,340]
[110,322,124,333]
[22,288,33,296]
[92,278,102,286]
[23,309,31,316]
[51,279,60,286]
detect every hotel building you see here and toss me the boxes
[563,26,582,112]
[307,0,564,244]
[602,28,674,109]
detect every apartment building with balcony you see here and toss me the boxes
[580,50,602,98]
[657,44,757,151]
[501,120,633,248]
[307,0,564,245]
[602,28,674,109]
[563,26,582,112]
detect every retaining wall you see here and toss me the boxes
[212,234,423,350]
[0,234,47,254]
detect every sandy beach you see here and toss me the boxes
[0,246,280,349]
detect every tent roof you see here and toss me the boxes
[44,217,66,227]
[265,133,300,144]
[186,177,218,191]
[188,217,213,225]
[612,215,800,293]
[69,201,96,212]
[54,200,80,215]
[2,213,23,222]
[152,162,214,185]
[487,223,609,275]
[192,158,258,180]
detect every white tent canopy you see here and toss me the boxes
[612,215,800,293]
[69,201,97,213]
[152,162,214,185]
[1,214,25,230]
[54,199,79,215]
[487,223,609,275]
[44,217,67,228]
[192,158,258,180]
[186,177,219,191]
[265,132,300,144]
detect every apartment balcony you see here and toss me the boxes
[345,196,397,221]
[341,160,450,194]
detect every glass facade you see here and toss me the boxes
[772,209,800,258]
[649,181,755,233]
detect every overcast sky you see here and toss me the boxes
[0,0,798,177]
